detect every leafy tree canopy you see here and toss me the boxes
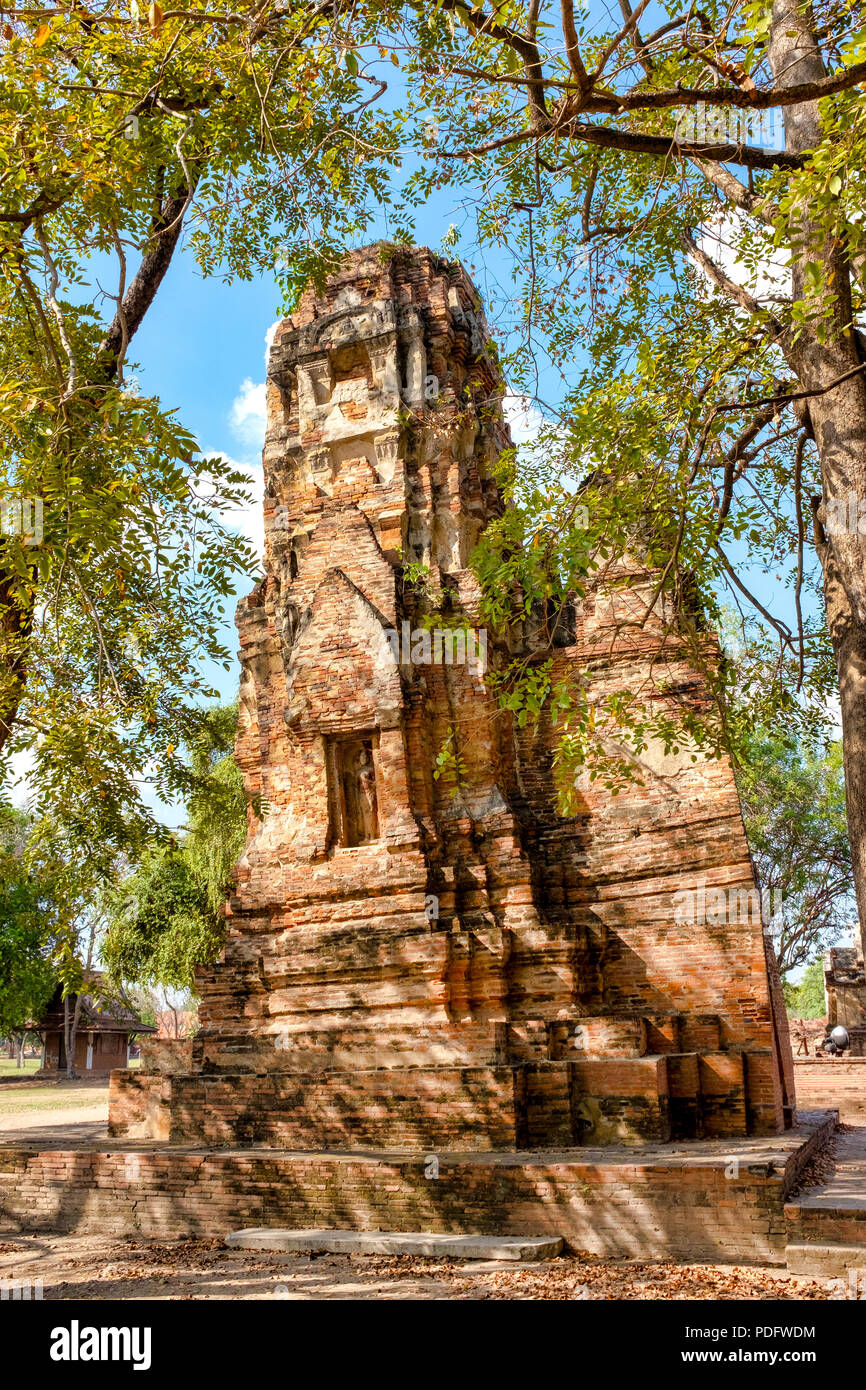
[103,703,247,991]
[783,957,827,1018]
[0,0,401,856]
[738,733,855,974]
[0,804,59,1034]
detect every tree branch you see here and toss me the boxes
[681,228,786,334]
[447,118,806,170]
[714,541,796,649]
[714,360,866,412]
[34,224,77,400]
[714,404,779,533]
[690,157,779,223]
[561,0,591,92]
[97,186,192,378]
[593,0,654,81]
[616,0,654,74]
[0,190,65,229]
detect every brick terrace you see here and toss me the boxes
[0,1112,834,1266]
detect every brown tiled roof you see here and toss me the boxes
[38,982,156,1034]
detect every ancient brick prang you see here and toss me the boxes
[111,243,793,1149]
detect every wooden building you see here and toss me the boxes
[38,985,154,1074]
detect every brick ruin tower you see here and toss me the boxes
[113,244,794,1150]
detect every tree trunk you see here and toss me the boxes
[0,566,36,758]
[818,543,866,954]
[806,368,866,967]
[768,0,866,955]
[15,1033,24,1068]
[63,994,81,1080]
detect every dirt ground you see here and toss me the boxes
[0,1232,837,1300]
[0,1076,108,1143]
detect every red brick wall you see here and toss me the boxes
[110,1061,675,1150]
[0,1114,832,1265]
[793,1058,866,1120]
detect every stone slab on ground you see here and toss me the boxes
[786,1242,866,1277]
[224,1228,563,1261]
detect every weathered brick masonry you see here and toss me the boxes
[793,1058,866,1120]
[0,1114,832,1263]
[110,243,792,1152]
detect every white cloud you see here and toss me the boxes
[502,393,582,492]
[503,394,546,447]
[198,450,264,566]
[825,693,843,739]
[229,377,267,451]
[264,318,281,365]
[697,211,790,307]
[4,747,35,807]
[236,459,265,566]
[228,318,282,451]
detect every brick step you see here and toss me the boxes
[785,1199,866,1251]
[224,1228,564,1261]
[112,1058,675,1149]
[786,1241,866,1277]
[784,1124,866,1268]
[116,1042,778,1146]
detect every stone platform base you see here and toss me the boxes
[225,1228,563,1260]
[0,1111,834,1267]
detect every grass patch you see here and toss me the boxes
[0,1058,41,1076]
[0,1084,109,1116]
